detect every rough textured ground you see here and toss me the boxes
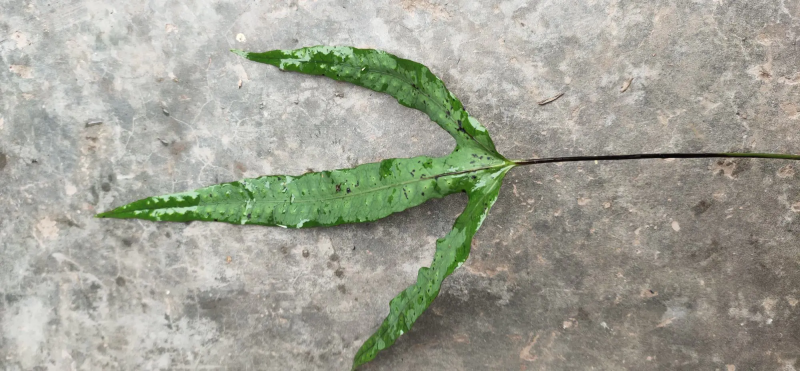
[2,1,800,370]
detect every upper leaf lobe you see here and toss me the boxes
[233,46,502,156]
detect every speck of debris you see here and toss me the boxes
[778,165,795,179]
[620,77,634,93]
[302,249,310,258]
[538,92,564,105]
[640,288,658,298]
[691,200,712,216]
[85,119,103,128]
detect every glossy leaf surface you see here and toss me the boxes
[97,151,507,228]
[99,46,512,369]
[352,165,511,368]
[232,46,501,155]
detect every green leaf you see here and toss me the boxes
[96,150,508,227]
[232,46,502,156]
[99,45,513,369]
[352,165,511,369]
[98,44,800,369]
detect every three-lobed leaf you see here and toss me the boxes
[99,46,512,369]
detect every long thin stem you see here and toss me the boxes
[512,152,800,166]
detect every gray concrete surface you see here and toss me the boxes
[2,1,800,370]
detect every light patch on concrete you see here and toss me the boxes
[400,0,451,19]
[230,62,249,85]
[192,146,216,165]
[671,221,680,232]
[3,297,50,369]
[778,165,795,179]
[728,295,773,325]
[11,31,29,49]
[9,65,33,78]
[519,333,539,362]
[65,182,77,196]
[36,217,59,240]
[747,63,773,82]
[109,308,224,368]
[780,102,799,119]
[778,72,800,85]
[709,159,737,179]
[762,297,777,317]
[369,18,392,45]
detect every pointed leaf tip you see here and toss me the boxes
[95,211,112,218]
[230,49,249,58]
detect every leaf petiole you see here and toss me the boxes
[512,152,800,166]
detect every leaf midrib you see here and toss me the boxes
[192,162,507,208]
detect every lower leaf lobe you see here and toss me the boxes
[352,165,511,369]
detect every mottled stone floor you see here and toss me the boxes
[2,1,800,370]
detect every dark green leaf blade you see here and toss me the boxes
[352,165,512,369]
[232,46,501,155]
[96,153,508,228]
